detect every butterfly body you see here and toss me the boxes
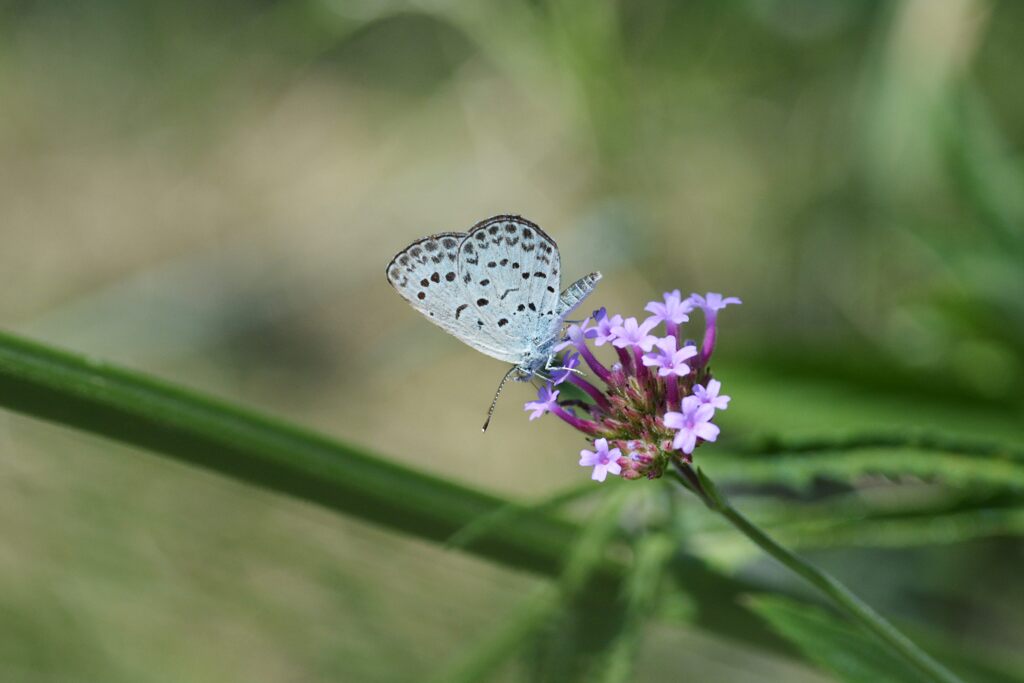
[386,215,601,381]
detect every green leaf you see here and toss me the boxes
[530,486,635,683]
[0,330,573,576]
[425,585,562,683]
[688,491,1024,563]
[746,595,932,683]
[596,532,675,683]
[707,446,1024,491]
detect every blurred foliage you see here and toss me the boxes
[2,0,1024,681]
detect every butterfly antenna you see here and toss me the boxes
[482,366,518,432]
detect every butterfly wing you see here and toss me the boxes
[456,216,564,357]
[386,230,524,363]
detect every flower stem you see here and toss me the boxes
[665,375,679,412]
[615,346,633,375]
[552,404,601,435]
[577,344,613,384]
[568,374,612,413]
[696,312,716,370]
[671,463,964,683]
[632,347,647,383]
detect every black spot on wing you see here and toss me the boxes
[498,318,509,327]
[477,298,489,307]
[455,304,468,319]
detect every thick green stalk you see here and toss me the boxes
[673,464,965,683]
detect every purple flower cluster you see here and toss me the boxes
[526,290,740,481]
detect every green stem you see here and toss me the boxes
[672,463,965,683]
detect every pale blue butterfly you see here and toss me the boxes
[386,215,601,430]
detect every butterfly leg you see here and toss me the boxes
[544,354,586,378]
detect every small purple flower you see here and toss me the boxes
[663,397,720,454]
[554,315,598,352]
[553,327,580,353]
[579,438,623,482]
[524,385,559,420]
[687,292,742,314]
[645,289,692,326]
[585,310,623,346]
[550,352,581,385]
[641,338,698,377]
[688,292,741,369]
[611,317,659,352]
[693,378,730,411]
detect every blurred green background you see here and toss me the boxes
[2,0,1023,681]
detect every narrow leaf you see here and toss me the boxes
[597,533,675,683]
[746,595,932,683]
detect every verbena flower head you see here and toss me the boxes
[524,289,740,481]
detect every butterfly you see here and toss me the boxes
[386,215,601,429]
